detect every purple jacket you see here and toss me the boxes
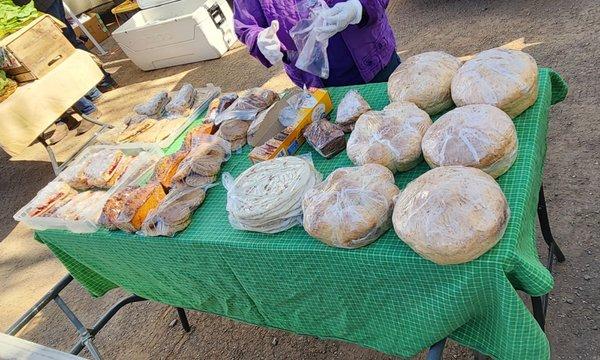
[233,0,395,88]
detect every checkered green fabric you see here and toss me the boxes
[36,69,567,359]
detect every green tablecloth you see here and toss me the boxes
[36,68,568,359]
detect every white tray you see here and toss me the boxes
[14,144,164,233]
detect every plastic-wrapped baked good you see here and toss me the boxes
[347,102,432,173]
[335,90,371,126]
[422,104,518,178]
[303,119,346,158]
[134,91,170,117]
[28,182,77,217]
[451,48,538,118]
[183,123,215,148]
[111,181,166,232]
[393,166,509,265]
[123,114,149,126]
[388,51,461,115]
[165,83,196,116]
[154,150,190,188]
[83,150,125,188]
[215,88,279,124]
[303,164,399,248]
[172,135,230,184]
[224,156,321,233]
[216,120,250,151]
[141,185,206,237]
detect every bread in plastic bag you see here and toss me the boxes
[388,51,461,115]
[165,83,196,116]
[303,119,346,158]
[422,104,518,178]
[392,166,509,265]
[303,164,399,248]
[346,102,432,173]
[27,181,77,217]
[279,87,317,127]
[110,181,166,232]
[54,190,107,222]
[134,91,170,117]
[82,149,126,188]
[224,156,321,233]
[140,185,207,237]
[154,150,190,188]
[172,135,231,185]
[451,48,538,118]
[215,87,279,125]
[335,90,371,126]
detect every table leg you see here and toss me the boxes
[537,185,566,262]
[426,338,446,360]
[176,308,191,332]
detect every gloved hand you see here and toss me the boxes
[315,0,363,41]
[257,20,284,65]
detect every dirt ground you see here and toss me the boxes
[1,0,599,359]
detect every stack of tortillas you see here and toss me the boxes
[224,156,321,233]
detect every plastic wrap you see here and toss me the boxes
[165,83,196,116]
[303,119,346,158]
[110,181,166,232]
[422,104,518,178]
[140,185,207,237]
[215,88,279,125]
[346,103,432,173]
[289,0,331,79]
[335,90,371,125]
[172,135,231,185]
[123,114,149,126]
[207,92,238,122]
[393,166,510,265]
[26,182,77,218]
[451,48,538,118]
[224,156,321,233]
[303,164,399,248]
[278,87,317,126]
[388,51,461,115]
[134,91,170,116]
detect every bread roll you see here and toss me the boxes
[303,164,399,249]
[393,166,509,265]
[451,48,538,118]
[347,102,432,173]
[422,104,518,178]
[388,51,461,115]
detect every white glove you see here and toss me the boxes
[257,20,283,65]
[315,0,363,41]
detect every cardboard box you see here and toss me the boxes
[73,13,110,50]
[1,15,75,83]
[249,89,333,163]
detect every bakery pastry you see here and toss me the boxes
[303,119,346,159]
[451,48,538,118]
[346,102,432,173]
[183,123,216,148]
[422,104,518,178]
[392,166,509,265]
[28,182,77,217]
[303,164,399,248]
[226,156,321,233]
[388,51,461,115]
[134,91,170,117]
[112,181,167,232]
[84,150,125,188]
[54,190,107,221]
[215,88,279,124]
[154,150,190,188]
[335,90,371,126]
[172,135,230,186]
[141,186,206,236]
[165,83,196,116]
[60,160,92,190]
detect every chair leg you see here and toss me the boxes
[537,185,566,262]
[426,338,446,360]
[531,296,546,331]
[176,308,191,332]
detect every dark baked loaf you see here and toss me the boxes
[303,119,346,159]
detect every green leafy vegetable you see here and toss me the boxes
[0,0,41,39]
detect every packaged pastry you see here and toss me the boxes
[335,90,371,127]
[106,181,167,232]
[303,119,346,159]
[165,83,196,116]
[215,87,279,124]
[27,182,77,217]
[134,91,170,117]
[154,150,190,188]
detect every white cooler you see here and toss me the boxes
[112,0,237,71]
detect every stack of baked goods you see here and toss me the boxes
[225,156,321,233]
[346,102,432,173]
[421,104,518,178]
[393,166,509,264]
[303,164,399,248]
[334,90,371,132]
[451,48,538,118]
[216,88,279,151]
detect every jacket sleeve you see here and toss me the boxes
[359,0,389,26]
[233,0,273,68]
[12,0,32,6]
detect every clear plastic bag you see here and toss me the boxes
[223,155,321,233]
[110,181,166,232]
[303,119,346,158]
[140,185,209,237]
[278,86,317,127]
[347,103,433,173]
[421,104,518,178]
[134,91,170,117]
[335,90,371,125]
[172,135,231,185]
[215,88,279,125]
[289,0,331,79]
[303,164,399,248]
[165,83,196,116]
[392,166,510,265]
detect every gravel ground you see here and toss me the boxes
[1,0,598,359]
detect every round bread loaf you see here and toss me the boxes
[346,102,432,173]
[303,164,399,249]
[451,48,538,118]
[392,166,509,265]
[421,104,518,178]
[388,51,461,115]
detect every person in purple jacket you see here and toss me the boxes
[233,0,399,88]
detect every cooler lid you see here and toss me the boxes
[136,0,181,10]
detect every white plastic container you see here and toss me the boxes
[112,0,237,71]
[14,144,164,233]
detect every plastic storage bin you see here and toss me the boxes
[112,0,237,71]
